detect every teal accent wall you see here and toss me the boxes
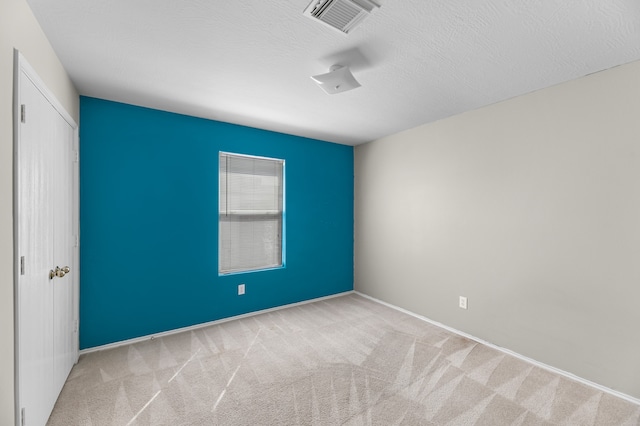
[79,97,354,349]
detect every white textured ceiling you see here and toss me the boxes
[26,0,640,145]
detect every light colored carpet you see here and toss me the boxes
[48,294,640,425]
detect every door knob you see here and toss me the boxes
[50,266,71,279]
[56,266,70,278]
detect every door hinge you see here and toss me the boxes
[20,104,26,123]
[20,256,25,275]
[21,407,25,426]
[74,235,79,247]
[74,320,78,333]
[74,150,79,163]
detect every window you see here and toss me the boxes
[219,152,284,274]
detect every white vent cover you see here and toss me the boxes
[303,0,380,34]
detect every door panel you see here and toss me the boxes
[52,112,75,396]
[18,70,56,426]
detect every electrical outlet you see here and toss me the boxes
[238,284,245,295]
[459,296,468,310]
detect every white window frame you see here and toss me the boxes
[218,152,285,275]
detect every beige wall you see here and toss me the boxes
[0,0,78,422]
[355,60,640,399]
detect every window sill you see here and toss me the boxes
[218,264,285,277]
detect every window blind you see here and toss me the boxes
[219,152,284,274]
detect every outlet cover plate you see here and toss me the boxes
[459,296,468,309]
[238,284,245,295]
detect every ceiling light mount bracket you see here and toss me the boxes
[311,64,361,95]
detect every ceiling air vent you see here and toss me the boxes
[303,0,380,34]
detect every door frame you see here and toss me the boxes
[13,49,80,426]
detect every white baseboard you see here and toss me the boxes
[80,290,355,355]
[354,291,640,407]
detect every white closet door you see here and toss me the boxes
[18,69,57,426]
[16,54,77,426]
[52,100,76,397]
